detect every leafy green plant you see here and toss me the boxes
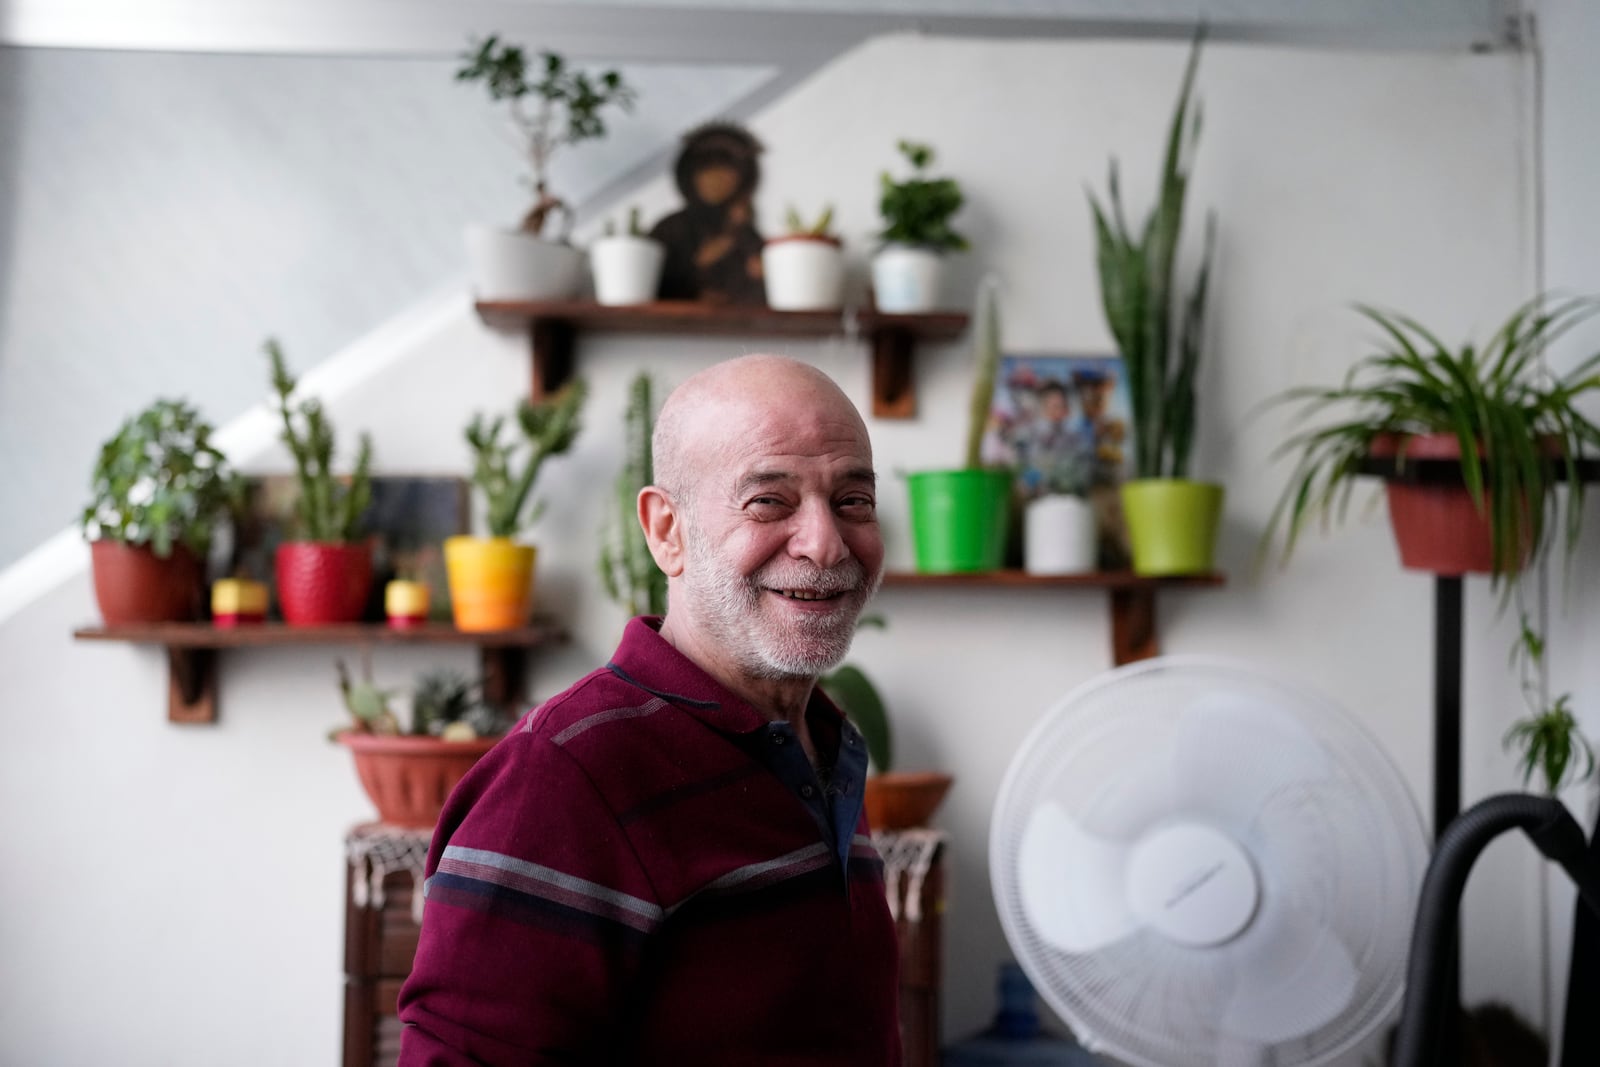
[1261,294,1600,793]
[266,339,373,543]
[819,616,891,772]
[598,372,667,617]
[1263,296,1600,580]
[877,141,968,252]
[1505,621,1595,793]
[456,38,636,237]
[1088,29,1215,480]
[82,398,240,558]
[465,380,588,538]
[783,204,837,239]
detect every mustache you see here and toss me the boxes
[753,559,868,595]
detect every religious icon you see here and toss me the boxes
[649,122,767,305]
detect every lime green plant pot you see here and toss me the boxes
[1121,479,1223,576]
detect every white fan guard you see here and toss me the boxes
[990,656,1428,1067]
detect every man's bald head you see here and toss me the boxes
[652,355,869,502]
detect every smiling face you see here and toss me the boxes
[643,357,884,689]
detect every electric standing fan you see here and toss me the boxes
[991,656,1429,1067]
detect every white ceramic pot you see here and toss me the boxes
[1024,494,1099,575]
[761,236,846,311]
[871,244,944,313]
[464,224,587,301]
[590,235,666,306]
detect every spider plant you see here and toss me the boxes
[1262,293,1600,793]
[1262,294,1600,583]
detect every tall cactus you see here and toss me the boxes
[265,339,373,542]
[599,373,668,617]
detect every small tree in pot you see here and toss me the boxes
[458,38,636,300]
[448,380,587,631]
[82,398,240,624]
[266,339,375,625]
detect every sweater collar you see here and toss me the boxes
[607,616,851,739]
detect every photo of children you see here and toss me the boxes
[982,354,1133,568]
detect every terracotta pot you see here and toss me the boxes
[864,771,954,831]
[90,541,204,625]
[1370,433,1535,576]
[337,731,499,828]
[275,541,373,625]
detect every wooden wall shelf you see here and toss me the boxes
[73,620,566,726]
[473,299,970,419]
[879,570,1226,667]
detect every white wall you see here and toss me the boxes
[1535,0,1600,1048]
[0,32,1550,1064]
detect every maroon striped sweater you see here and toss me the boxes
[397,617,902,1065]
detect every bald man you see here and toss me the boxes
[397,356,901,1066]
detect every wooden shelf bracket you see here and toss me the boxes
[167,647,218,725]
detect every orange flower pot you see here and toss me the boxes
[444,536,536,631]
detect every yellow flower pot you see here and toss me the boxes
[443,536,536,631]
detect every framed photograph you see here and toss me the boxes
[229,475,470,621]
[983,354,1134,569]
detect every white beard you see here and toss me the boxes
[678,525,880,680]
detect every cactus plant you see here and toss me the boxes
[464,380,587,538]
[265,339,373,542]
[599,372,668,617]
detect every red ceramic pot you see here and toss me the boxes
[275,541,373,625]
[90,541,204,625]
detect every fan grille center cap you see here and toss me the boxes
[1126,822,1258,946]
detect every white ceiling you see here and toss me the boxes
[0,0,1523,57]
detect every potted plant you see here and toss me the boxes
[819,619,952,830]
[447,379,587,631]
[334,658,511,828]
[590,205,665,306]
[82,397,241,624]
[904,276,1013,572]
[872,140,968,313]
[1088,29,1223,576]
[457,38,636,301]
[762,204,847,311]
[598,372,667,619]
[266,339,376,625]
[1262,293,1600,792]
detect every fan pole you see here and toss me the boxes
[1432,574,1465,1067]
[1433,576,1462,837]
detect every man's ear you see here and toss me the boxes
[638,486,686,578]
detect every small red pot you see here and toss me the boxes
[275,541,373,625]
[90,541,204,625]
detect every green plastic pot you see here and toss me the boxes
[1121,479,1224,576]
[906,469,1012,573]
